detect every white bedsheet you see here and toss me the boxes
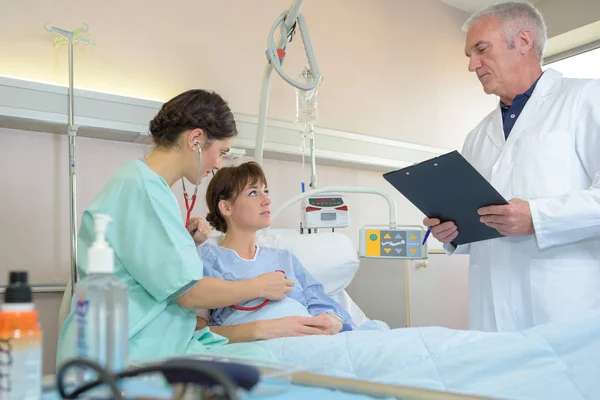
[257,312,600,400]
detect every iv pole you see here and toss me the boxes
[255,1,322,235]
[254,0,320,166]
[45,23,93,295]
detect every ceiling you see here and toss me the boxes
[439,0,542,13]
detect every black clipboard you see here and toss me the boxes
[383,151,508,246]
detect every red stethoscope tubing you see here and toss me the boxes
[229,270,286,311]
[182,144,202,229]
[230,300,271,311]
[184,194,197,229]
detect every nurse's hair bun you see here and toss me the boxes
[149,89,237,148]
[206,162,268,234]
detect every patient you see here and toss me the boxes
[195,161,356,343]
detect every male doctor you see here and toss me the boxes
[424,2,600,332]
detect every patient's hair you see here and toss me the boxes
[149,89,237,148]
[206,162,268,233]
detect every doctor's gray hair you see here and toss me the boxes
[462,1,547,61]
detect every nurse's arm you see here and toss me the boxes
[177,273,294,309]
[195,313,263,343]
[208,323,263,343]
[177,276,259,309]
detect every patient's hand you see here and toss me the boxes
[258,314,342,340]
[312,313,343,335]
[325,314,343,334]
[258,316,327,339]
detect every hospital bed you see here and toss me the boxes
[52,232,483,400]
[56,231,600,400]
[237,231,600,400]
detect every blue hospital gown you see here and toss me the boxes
[197,243,356,331]
[56,160,272,367]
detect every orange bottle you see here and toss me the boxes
[0,271,42,400]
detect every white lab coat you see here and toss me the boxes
[447,68,600,332]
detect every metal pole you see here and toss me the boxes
[44,23,92,295]
[309,127,317,189]
[404,260,411,327]
[255,65,274,165]
[0,284,67,295]
[68,40,78,293]
[255,0,305,164]
[271,186,399,228]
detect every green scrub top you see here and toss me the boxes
[56,160,273,367]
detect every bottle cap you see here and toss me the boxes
[4,271,32,303]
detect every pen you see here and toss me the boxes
[422,228,431,245]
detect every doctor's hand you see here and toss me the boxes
[478,198,534,236]
[253,272,294,300]
[188,217,211,246]
[423,218,458,243]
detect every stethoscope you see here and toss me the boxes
[182,140,218,230]
[229,270,286,311]
[181,141,203,230]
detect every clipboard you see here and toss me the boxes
[383,151,508,246]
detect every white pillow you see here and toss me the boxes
[256,231,359,296]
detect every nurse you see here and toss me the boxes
[57,89,293,365]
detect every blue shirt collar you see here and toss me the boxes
[500,73,543,110]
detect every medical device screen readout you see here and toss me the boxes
[308,197,344,207]
[321,213,336,221]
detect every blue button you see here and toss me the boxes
[369,234,377,241]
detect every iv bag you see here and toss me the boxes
[295,68,323,125]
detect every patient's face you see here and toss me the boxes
[229,180,271,232]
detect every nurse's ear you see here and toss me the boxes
[187,128,205,151]
[218,199,233,218]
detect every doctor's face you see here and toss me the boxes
[229,181,271,232]
[465,16,520,99]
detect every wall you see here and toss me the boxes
[0,0,494,150]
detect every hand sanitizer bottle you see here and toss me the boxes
[74,214,128,376]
